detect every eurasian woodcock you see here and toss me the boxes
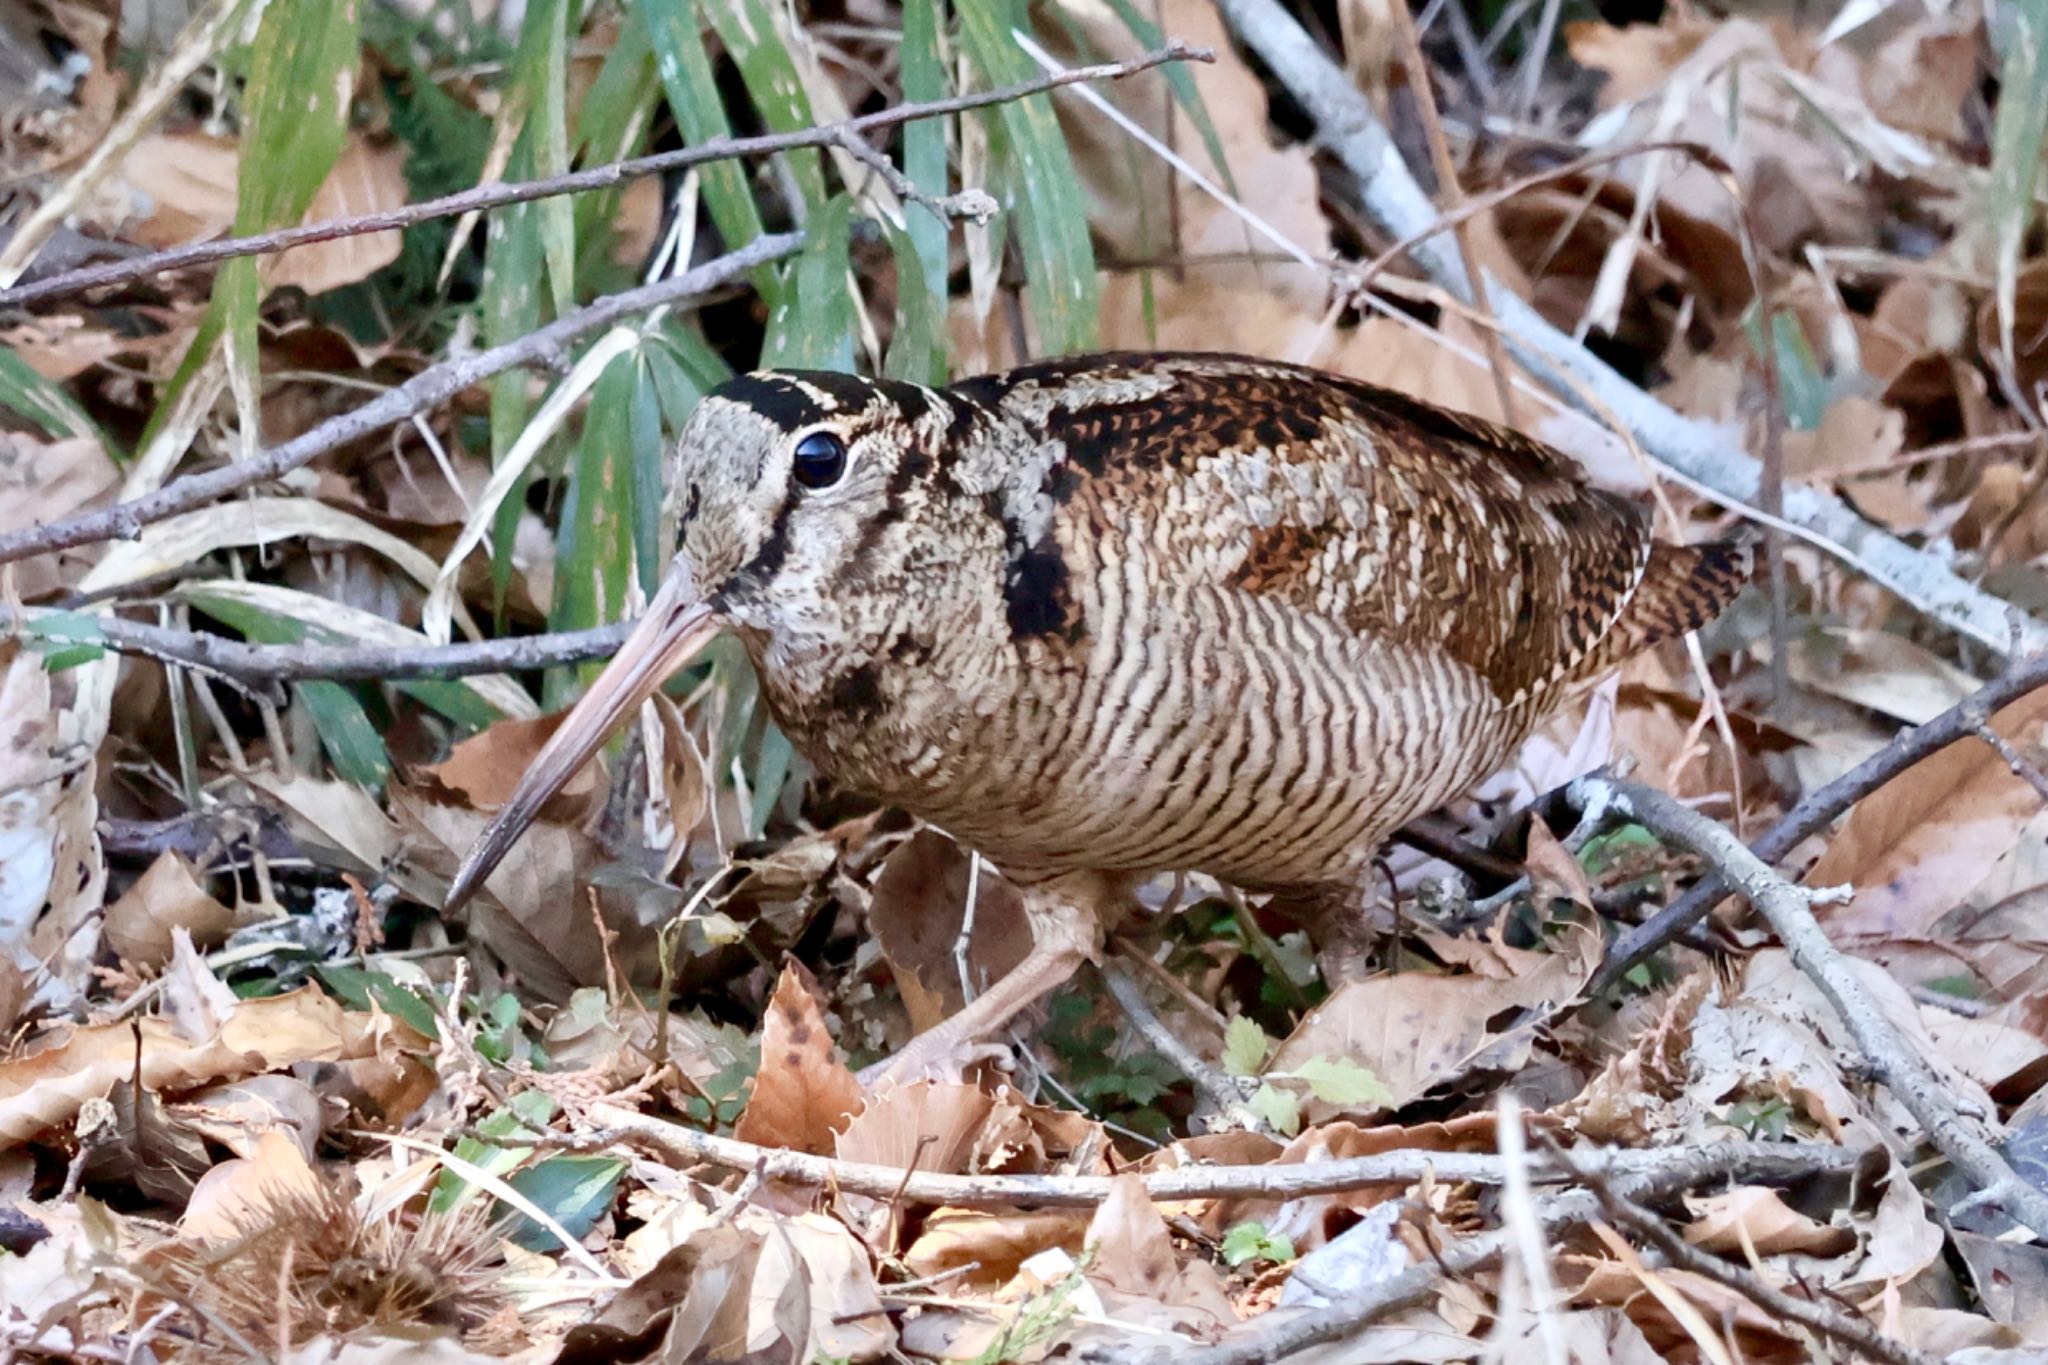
[446,351,1748,1079]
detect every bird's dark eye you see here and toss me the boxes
[791,430,848,490]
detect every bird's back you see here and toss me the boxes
[760,353,1745,888]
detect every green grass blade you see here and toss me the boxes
[1096,0,1237,201]
[217,0,362,457]
[955,1,1099,355]
[199,598,391,789]
[883,219,947,385]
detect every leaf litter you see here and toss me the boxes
[3,0,2048,1360]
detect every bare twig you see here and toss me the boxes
[0,43,1208,310]
[0,233,799,567]
[1098,962,1274,1137]
[1555,1143,1941,1365]
[1591,648,2048,996]
[1206,0,2048,659]
[1173,1140,1855,1365]
[575,1101,1850,1207]
[1968,718,2048,802]
[5,612,629,686]
[1570,775,2048,1239]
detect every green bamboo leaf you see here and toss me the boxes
[955,1,1099,355]
[216,0,361,457]
[701,0,828,212]
[550,348,648,703]
[882,220,947,385]
[900,0,950,309]
[634,0,782,304]
[1096,0,1237,201]
[570,18,658,283]
[513,0,577,316]
[761,196,855,371]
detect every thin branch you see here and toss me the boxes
[0,43,1209,310]
[0,233,800,567]
[1556,1144,1941,1365]
[1207,0,2048,659]
[573,1101,1851,1207]
[1591,648,2048,996]
[5,612,629,686]
[1174,1140,1854,1365]
[1570,775,2048,1239]
[1099,961,1275,1137]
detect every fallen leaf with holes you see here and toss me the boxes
[735,961,862,1156]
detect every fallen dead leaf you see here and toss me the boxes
[1269,925,1600,1118]
[0,986,409,1146]
[1681,1185,1856,1257]
[103,851,238,970]
[734,960,863,1156]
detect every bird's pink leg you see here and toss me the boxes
[861,873,1110,1085]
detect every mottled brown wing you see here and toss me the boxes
[965,352,1699,702]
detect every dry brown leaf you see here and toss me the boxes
[422,710,603,816]
[1782,393,1907,481]
[103,851,238,970]
[1785,627,1981,726]
[902,1207,1090,1287]
[179,1127,328,1243]
[1081,1173,1238,1335]
[169,1073,326,1161]
[0,432,116,598]
[734,961,862,1157]
[269,137,409,295]
[118,131,239,248]
[1681,1186,1856,1257]
[746,1213,894,1361]
[868,831,1030,1034]
[1269,925,1600,1117]
[1804,684,2048,943]
[241,770,398,877]
[0,986,403,1146]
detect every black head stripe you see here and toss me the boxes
[713,373,837,431]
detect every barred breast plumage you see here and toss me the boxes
[447,351,1747,1081]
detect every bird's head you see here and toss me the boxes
[443,369,954,912]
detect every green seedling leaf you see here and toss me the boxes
[503,1155,627,1251]
[431,1089,557,1214]
[1222,1015,1271,1078]
[315,965,441,1041]
[1247,1082,1300,1137]
[1285,1055,1393,1109]
[1220,1220,1295,1268]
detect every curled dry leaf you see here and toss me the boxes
[1081,1174,1237,1336]
[734,960,863,1157]
[0,985,409,1147]
[179,1126,329,1243]
[269,136,410,296]
[103,851,238,970]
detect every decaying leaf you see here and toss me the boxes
[735,961,863,1156]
